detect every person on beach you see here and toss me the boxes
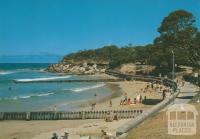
[136,94,140,103]
[101,130,110,139]
[113,112,119,121]
[124,93,128,104]
[101,130,107,137]
[91,103,96,110]
[120,99,123,105]
[109,99,112,107]
[162,90,166,100]
[128,98,131,105]
[144,96,147,103]
[51,133,58,139]
[182,80,185,86]
[61,132,69,139]
[105,112,113,122]
[139,95,143,103]
[134,98,136,104]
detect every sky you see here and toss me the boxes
[0,0,200,59]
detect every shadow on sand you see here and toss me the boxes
[177,96,194,99]
[142,99,162,105]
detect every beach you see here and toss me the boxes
[0,79,164,139]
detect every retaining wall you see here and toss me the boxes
[106,70,177,90]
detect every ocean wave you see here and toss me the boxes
[0,68,46,75]
[0,92,54,101]
[0,71,14,75]
[69,83,105,92]
[36,92,54,97]
[32,69,46,72]
[19,95,32,99]
[15,75,72,82]
[0,69,30,75]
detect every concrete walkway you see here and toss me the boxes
[174,82,199,104]
[162,82,199,111]
[161,82,199,111]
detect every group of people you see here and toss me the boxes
[119,81,175,106]
[142,82,164,94]
[51,132,68,139]
[101,130,114,139]
[105,111,119,122]
[120,93,145,106]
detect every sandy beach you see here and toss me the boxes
[0,79,164,139]
[92,81,163,111]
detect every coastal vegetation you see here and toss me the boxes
[48,10,200,75]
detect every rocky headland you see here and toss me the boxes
[47,60,108,75]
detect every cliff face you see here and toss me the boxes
[47,60,108,74]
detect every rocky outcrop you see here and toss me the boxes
[118,63,156,75]
[120,63,136,74]
[47,62,108,74]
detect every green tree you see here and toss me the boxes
[154,10,199,67]
[109,47,136,68]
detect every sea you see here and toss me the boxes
[0,63,113,112]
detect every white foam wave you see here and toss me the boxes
[0,71,14,75]
[36,92,54,97]
[19,92,54,99]
[0,69,31,75]
[20,95,32,99]
[0,92,55,101]
[69,83,105,92]
[15,75,72,82]
[0,68,46,76]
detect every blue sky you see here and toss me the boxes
[0,0,200,57]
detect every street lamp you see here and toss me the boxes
[171,50,175,82]
[171,50,175,104]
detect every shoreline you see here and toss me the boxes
[37,81,123,112]
[75,82,123,110]
[37,73,123,112]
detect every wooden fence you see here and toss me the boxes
[0,109,143,121]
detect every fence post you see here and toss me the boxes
[54,112,58,120]
[81,111,85,119]
[0,112,4,120]
[26,112,30,121]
